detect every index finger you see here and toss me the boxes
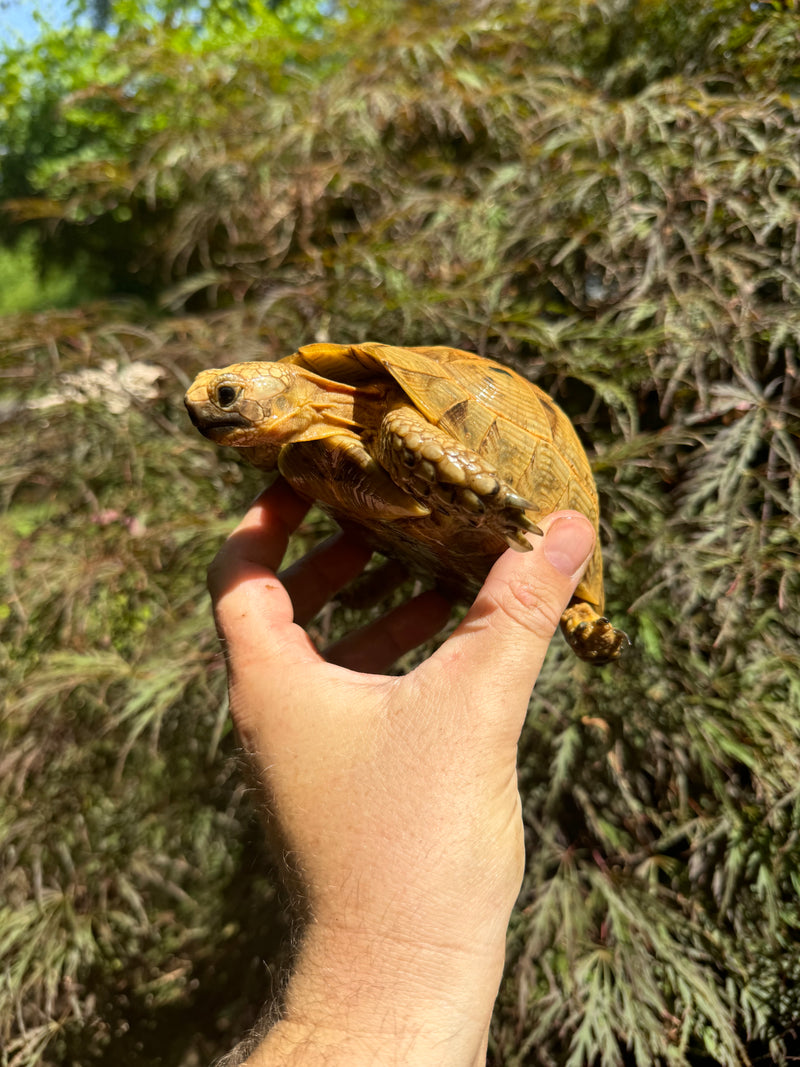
[207,478,309,604]
[207,479,318,670]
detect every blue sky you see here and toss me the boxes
[0,1,69,44]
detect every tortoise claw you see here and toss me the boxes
[506,491,537,513]
[518,514,543,536]
[499,492,542,550]
[504,527,535,552]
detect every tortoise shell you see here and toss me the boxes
[185,342,626,662]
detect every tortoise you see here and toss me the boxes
[185,342,627,663]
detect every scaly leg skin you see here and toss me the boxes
[278,435,431,520]
[560,600,629,664]
[377,405,542,551]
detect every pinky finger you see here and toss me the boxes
[324,590,452,674]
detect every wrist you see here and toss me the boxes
[250,1018,489,1067]
[246,919,505,1066]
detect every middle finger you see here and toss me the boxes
[280,531,373,626]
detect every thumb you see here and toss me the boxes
[430,511,596,723]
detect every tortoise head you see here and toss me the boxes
[185,361,355,447]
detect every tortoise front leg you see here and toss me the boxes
[376,404,542,550]
[278,436,430,520]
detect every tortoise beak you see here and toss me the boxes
[184,397,252,439]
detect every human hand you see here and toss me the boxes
[209,478,596,1067]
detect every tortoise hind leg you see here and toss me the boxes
[377,404,542,550]
[560,599,629,664]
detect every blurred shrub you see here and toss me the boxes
[0,232,106,312]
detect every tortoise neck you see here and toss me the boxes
[289,380,382,441]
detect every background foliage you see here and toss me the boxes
[2,1,799,1064]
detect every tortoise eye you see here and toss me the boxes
[216,384,240,408]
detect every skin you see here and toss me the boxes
[208,478,597,1066]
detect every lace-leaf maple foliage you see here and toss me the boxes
[1,1,799,1064]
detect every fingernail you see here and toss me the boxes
[542,515,595,576]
